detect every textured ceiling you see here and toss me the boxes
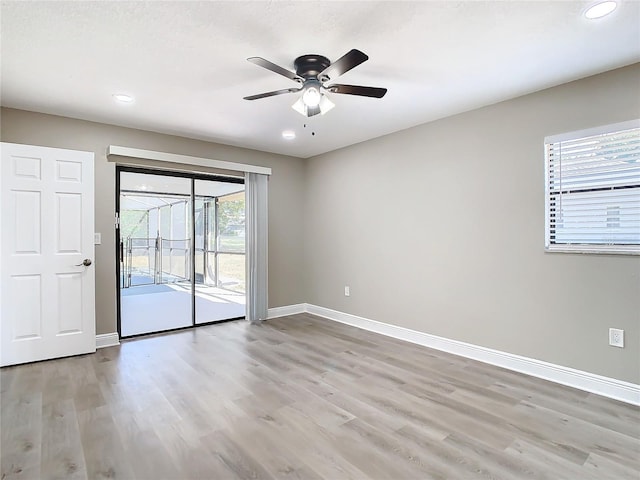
[1,1,639,158]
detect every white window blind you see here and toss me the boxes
[544,119,640,254]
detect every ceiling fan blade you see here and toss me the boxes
[243,87,301,101]
[320,49,368,79]
[325,84,387,98]
[247,57,303,82]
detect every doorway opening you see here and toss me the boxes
[116,167,245,338]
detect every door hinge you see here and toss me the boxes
[115,212,120,229]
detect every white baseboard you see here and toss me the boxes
[96,332,120,349]
[297,303,639,406]
[267,304,306,319]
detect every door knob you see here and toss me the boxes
[76,258,92,267]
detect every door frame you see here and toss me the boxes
[115,165,244,339]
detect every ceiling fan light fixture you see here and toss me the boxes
[319,95,335,115]
[302,86,321,107]
[292,97,307,116]
[292,94,331,117]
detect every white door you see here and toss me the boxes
[1,142,96,366]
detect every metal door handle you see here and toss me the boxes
[76,258,92,267]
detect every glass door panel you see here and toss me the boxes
[194,179,246,324]
[119,171,192,336]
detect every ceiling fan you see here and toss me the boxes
[243,49,387,117]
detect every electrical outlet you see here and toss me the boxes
[344,286,350,297]
[609,328,624,348]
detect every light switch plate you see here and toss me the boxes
[94,233,102,245]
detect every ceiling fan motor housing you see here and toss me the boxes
[294,55,331,80]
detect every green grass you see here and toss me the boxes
[218,254,245,293]
[218,235,245,252]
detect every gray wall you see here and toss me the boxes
[0,108,306,335]
[2,64,639,384]
[304,64,640,384]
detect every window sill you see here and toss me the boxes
[545,245,640,256]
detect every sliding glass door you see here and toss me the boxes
[117,168,245,337]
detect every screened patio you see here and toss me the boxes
[119,173,246,336]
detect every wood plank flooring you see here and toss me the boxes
[2,313,639,479]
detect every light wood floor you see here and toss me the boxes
[2,314,639,480]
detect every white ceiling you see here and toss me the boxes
[2,1,639,159]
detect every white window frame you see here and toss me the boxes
[544,119,640,255]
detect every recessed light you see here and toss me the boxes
[282,130,296,140]
[113,93,134,103]
[584,1,617,19]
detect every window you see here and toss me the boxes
[544,119,640,254]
